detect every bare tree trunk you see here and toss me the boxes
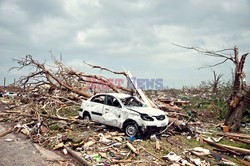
[224,48,249,131]
[173,44,249,132]
[211,70,223,94]
[225,89,250,131]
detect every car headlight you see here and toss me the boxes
[140,114,154,121]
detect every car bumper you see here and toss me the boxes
[142,126,167,133]
[140,117,169,132]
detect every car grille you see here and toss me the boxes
[154,115,165,121]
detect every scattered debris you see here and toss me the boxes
[192,147,210,156]
[0,56,249,165]
[240,159,250,166]
[163,151,181,162]
[4,138,14,142]
[62,148,68,155]
[64,146,89,166]
[83,141,95,147]
[204,136,223,143]
[205,139,250,154]
[126,141,138,154]
[244,155,250,161]
[155,139,160,150]
[99,133,112,144]
[0,127,14,138]
[53,142,64,150]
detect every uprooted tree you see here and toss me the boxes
[10,55,159,110]
[10,55,132,101]
[174,44,250,131]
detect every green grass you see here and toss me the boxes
[58,106,80,117]
[219,138,250,150]
[49,123,60,130]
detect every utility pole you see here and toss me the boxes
[4,77,6,92]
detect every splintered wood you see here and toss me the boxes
[0,127,13,138]
[156,139,160,150]
[126,142,138,154]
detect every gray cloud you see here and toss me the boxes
[0,0,249,88]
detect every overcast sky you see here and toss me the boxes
[0,0,250,88]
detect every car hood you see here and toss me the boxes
[126,106,165,116]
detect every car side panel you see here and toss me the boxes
[119,109,143,128]
[82,101,104,123]
[102,105,122,127]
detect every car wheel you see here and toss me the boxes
[125,122,139,137]
[83,112,91,121]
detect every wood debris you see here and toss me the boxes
[126,141,138,154]
[156,139,160,150]
[83,141,95,147]
[0,127,14,138]
[0,55,249,166]
[53,142,64,150]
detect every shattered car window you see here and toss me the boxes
[90,95,105,104]
[106,96,121,108]
[122,97,144,107]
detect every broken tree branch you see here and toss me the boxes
[83,60,128,77]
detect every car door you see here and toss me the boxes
[87,95,105,123]
[102,95,122,127]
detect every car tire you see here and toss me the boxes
[83,112,91,121]
[124,122,139,137]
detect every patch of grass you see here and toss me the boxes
[215,100,227,120]
[242,106,250,123]
[58,106,80,117]
[226,157,242,165]
[49,123,60,130]
[47,139,56,149]
[67,131,88,142]
[182,137,199,147]
[219,138,250,150]
[49,108,57,116]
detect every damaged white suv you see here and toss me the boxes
[79,93,169,137]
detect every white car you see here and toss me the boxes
[3,92,17,98]
[79,93,169,137]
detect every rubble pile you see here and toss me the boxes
[1,94,250,166]
[0,56,249,166]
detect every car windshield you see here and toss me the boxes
[121,96,145,107]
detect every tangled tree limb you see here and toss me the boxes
[10,55,132,99]
[173,44,249,131]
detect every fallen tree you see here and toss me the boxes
[10,55,132,99]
